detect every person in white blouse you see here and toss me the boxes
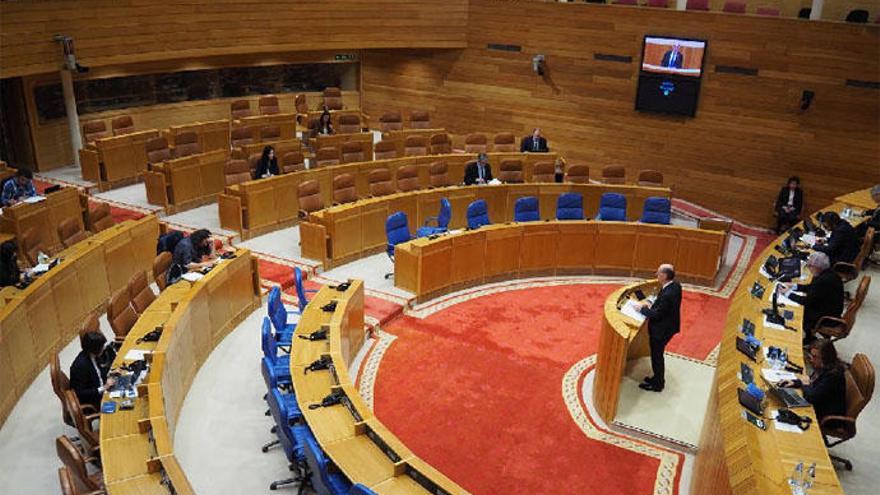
[774,176,803,234]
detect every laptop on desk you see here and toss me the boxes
[761,375,811,409]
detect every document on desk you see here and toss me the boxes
[620,300,646,324]
[801,233,817,247]
[124,349,152,362]
[770,410,804,434]
[761,368,798,384]
[23,195,46,204]
[181,272,204,282]
[762,315,787,331]
[773,282,803,307]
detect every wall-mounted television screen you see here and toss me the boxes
[636,36,708,117]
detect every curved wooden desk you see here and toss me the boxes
[393,221,722,302]
[218,151,558,239]
[290,280,468,494]
[0,215,158,427]
[100,249,261,494]
[594,280,659,423]
[690,199,874,495]
[303,182,672,269]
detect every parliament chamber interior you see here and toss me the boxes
[1,1,879,494]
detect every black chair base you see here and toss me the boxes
[830,454,854,471]
[384,272,394,279]
[269,463,312,493]
[261,439,279,453]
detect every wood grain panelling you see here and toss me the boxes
[0,0,468,78]
[362,1,880,226]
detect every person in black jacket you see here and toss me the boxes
[255,145,279,178]
[520,128,549,153]
[780,340,846,423]
[774,176,804,234]
[782,252,844,344]
[0,240,22,287]
[69,331,117,410]
[638,264,683,392]
[815,211,859,265]
[463,153,493,186]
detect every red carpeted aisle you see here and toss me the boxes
[373,283,729,495]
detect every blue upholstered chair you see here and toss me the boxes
[262,388,311,492]
[261,317,291,392]
[513,196,540,222]
[416,197,451,237]
[597,192,627,221]
[556,193,584,220]
[293,266,317,313]
[349,484,377,495]
[304,429,352,495]
[268,286,296,349]
[385,212,413,279]
[640,196,672,225]
[466,199,491,229]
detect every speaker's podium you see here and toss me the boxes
[593,280,659,424]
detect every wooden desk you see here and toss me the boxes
[593,281,658,423]
[304,109,363,129]
[79,130,160,189]
[312,132,373,159]
[835,188,877,211]
[234,113,298,141]
[394,222,721,301]
[100,249,261,495]
[143,149,227,213]
[237,138,303,159]
[691,206,856,495]
[0,186,87,257]
[164,119,230,154]
[290,281,468,494]
[218,152,558,239]
[0,215,158,427]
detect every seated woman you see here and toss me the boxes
[780,340,846,423]
[255,145,279,178]
[774,176,803,234]
[0,240,22,287]
[70,331,117,410]
[314,109,334,137]
[171,229,216,273]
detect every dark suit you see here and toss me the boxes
[798,365,846,422]
[815,221,859,265]
[70,350,110,410]
[660,50,684,69]
[790,269,844,341]
[774,187,803,233]
[639,281,682,388]
[520,136,548,153]
[464,161,493,186]
[256,157,279,178]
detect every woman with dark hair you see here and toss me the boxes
[315,109,334,136]
[70,331,116,410]
[774,176,803,233]
[255,145,279,178]
[0,240,22,287]
[780,340,846,422]
[172,228,216,272]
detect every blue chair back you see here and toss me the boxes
[261,316,274,362]
[268,389,296,462]
[304,432,334,495]
[267,286,288,334]
[385,212,412,258]
[349,484,377,495]
[294,267,308,312]
[466,199,491,229]
[437,198,452,230]
[598,193,627,221]
[640,196,671,225]
[514,196,540,222]
[556,193,584,220]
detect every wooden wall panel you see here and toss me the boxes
[361,1,880,227]
[0,0,468,78]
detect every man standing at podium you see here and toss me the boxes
[638,264,682,392]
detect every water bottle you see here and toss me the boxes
[789,461,804,492]
[804,462,816,491]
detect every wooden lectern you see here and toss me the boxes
[593,280,659,424]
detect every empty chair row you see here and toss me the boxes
[16,202,115,266]
[81,115,135,145]
[377,109,433,132]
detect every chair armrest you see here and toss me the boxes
[820,415,856,438]
[298,210,309,219]
[815,316,847,329]
[80,404,97,415]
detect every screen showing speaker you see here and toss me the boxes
[635,36,708,117]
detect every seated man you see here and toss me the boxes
[779,340,846,423]
[774,176,803,234]
[782,252,844,344]
[172,229,216,273]
[70,331,117,410]
[1,168,37,207]
[464,153,493,186]
[520,128,549,153]
[815,211,859,265]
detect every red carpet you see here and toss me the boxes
[373,283,728,494]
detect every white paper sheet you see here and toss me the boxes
[763,314,787,331]
[124,349,151,362]
[22,195,46,204]
[620,299,646,324]
[771,409,805,434]
[761,368,798,384]
[181,272,204,282]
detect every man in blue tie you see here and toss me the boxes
[464,153,493,185]
[660,42,684,69]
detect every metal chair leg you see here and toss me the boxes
[261,439,279,453]
[829,454,853,471]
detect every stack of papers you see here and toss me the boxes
[761,368,797,384]
[181,272,204,282]
[124,349,152,361]
[800,233,817,246]
[770,409,804,434]
[23,195,46,204]
[620,299,646,324]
